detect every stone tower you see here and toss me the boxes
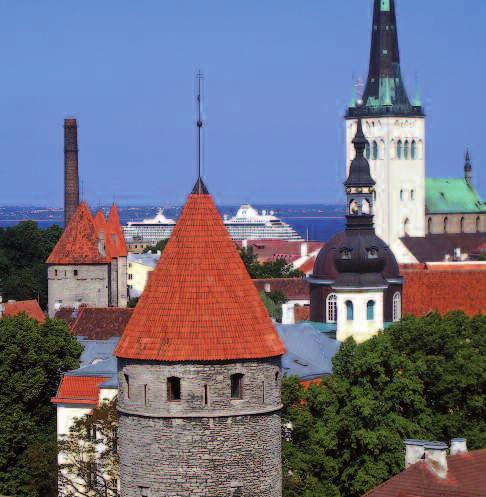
[64,118,80,228]
[310,118,403,343]
[346,0,425,263]
[115,179,286,497]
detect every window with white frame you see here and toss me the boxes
[326,293,337,323]
[393,292,402,322]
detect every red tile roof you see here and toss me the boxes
[253,278,310,300]
[3,300,45,323]
[237,240,323,263]
[106,204,128,258]
[294,305,310,322]
[363,449,486,497]
[57,307,133,339]
[47,202,110,264]
[116,192,286,361]
[403,270,486,317]
[51,376,109,405]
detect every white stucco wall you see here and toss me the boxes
[336,289,384,343]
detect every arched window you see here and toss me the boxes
[326,293,337,323]
[393,292,402,322]
[372,141,379,160]
[428,217,433,234]
[362,198,371,214]
[444,217,449,233]
[345,301,354,321]
[404,140,410,160]
[365,142,371,160]
[476,216,481,233]
[373,190,377,201]
[411,190,415,201]
[400,189,404,201]
[460,217,465,233]
[411,140,417,159]
[231,373,244,399]
[367,300,375,321]
[349,199,359,215]
[404,218,410,236]
[167,377,181,402]
[397,140,402,159]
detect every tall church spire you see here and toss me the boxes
[348,0,423,117]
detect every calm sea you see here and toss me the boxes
[0,205,346,242]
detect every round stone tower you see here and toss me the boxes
[115,179,286,497]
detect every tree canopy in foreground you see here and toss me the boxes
[282,312,486,497]
[0,314,82,497]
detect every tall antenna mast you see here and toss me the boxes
[196,71,203,180]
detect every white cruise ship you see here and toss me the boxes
[122,205,303,244]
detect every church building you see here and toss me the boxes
[346,0,486,263]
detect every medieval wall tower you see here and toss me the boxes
[115,178,286,497]
[64,118,80,227]
[346,0,425,263]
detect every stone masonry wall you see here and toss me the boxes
[47,264,109,317]
[118,358,282,497]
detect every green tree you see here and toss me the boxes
[0,314,83,497]
[239,246,303,279]
[143,238,169,254]
[0,222,62,309]
[58,399,119,497]
[283,312,486,497]
[259,291,287,322]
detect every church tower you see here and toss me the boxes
[346,0,425,263]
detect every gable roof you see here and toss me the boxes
[363,449,486,497]
[61,307,133,339]
[115,190,286,362]
[47,202,109,264]
[401,233,486,262]
[426,178,486,214]
[3,300,45,323]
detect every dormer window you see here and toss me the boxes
[340,248,352,260]
[367,247,379,259]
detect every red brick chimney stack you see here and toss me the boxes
[64,118,80,227]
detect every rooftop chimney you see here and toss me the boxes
[424,441,448,479]
[64,118,80,228]
[450,438,468,456]
[405,439,425,467]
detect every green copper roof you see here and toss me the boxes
[426,178,486,214]
[381,0,391,12]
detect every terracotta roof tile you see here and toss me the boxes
[363,449,486,497]
[47,202,109,264]
[253,278,310,300]
[403,270,486,317]
[3,300,45,323]
[106,204,128,258]
[51,376,109,405]
[116,192,286,361]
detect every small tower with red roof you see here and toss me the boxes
[115,178,286,497]
[47,202,128,316]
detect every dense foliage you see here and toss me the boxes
[0,221,62,309]
[58,399,119,497]
[259,290,287,322]
[282,312,486,497]
[0,314,83,497]
[239,246,303,279]
[143,238,169,254]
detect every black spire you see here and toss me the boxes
[345,119,375,188]
[191,71,210,195]
[465,150,472,187]
[347,0,423,117]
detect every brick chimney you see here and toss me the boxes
[64,118,80,228]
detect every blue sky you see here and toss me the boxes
[0,0,485,206]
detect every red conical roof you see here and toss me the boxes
[107,204,128,257]
[47,202,109,264]
[115,191,285,361]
